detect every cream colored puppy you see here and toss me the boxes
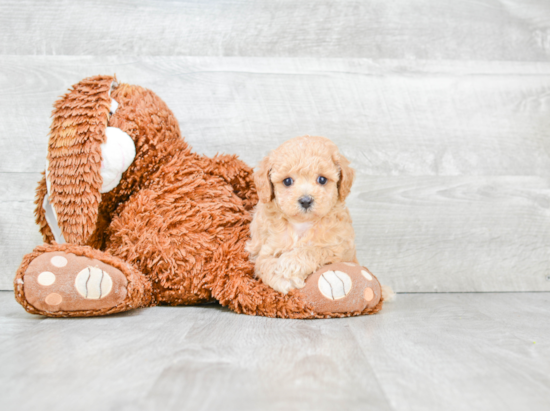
[246,135,357,294]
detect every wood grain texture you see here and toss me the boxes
[0,173,43,290]
[351,176,550,292]
[1,56,550,175]
[4,173,548,292]
[2,0,550,61]
[347,293,550,411]
[1,56,549,291]
[143,309,390,410]
[1,292,549,411]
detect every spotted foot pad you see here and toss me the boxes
[22,252,128,313]
[298,262,381,314]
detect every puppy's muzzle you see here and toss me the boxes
[298,195,314,210]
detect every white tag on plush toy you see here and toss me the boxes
[43,160,65,244]
[110,98,118,114]
[43,193,65,244]
[99,127,136,193]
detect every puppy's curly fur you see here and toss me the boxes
[246,136,357,294]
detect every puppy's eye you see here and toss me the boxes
[283,177,293,187]
[317,176,328,185]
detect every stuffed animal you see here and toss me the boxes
[13,75,383,319]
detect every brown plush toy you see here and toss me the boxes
[13,75,383,319]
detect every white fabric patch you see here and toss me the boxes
[361,270,373,281]
[318,270,352,300]
[43,194,66,244]
[110,98,119,114]
[37,272,56,286]
[99,127,136,193]
[43,159,66,243]
[51,255,68,267]
[75,267,113,299]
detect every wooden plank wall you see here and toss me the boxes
[1,0,549,291]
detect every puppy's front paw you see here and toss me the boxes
[271,277,294,294]
[272,257,311,292]
[275,255,310,280]
[289,276,306,289]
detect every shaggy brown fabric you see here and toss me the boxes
[16,75,383,319]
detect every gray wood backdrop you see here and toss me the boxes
[1,0,549,292]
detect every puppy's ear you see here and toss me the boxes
[254,155,274,203]
[333,151,355,200]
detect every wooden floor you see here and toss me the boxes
[1,291,549,411]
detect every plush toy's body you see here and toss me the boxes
[14,75,383,318]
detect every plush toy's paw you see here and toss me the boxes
[297,262,382,315]
[14,245,153,317]
[20,251,128,313]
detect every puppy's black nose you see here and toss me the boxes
[298,196,314,210]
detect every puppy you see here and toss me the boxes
[246,135,357,294]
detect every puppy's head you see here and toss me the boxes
[255,136,355,222]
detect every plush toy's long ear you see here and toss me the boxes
[41,75,115,245]
[333,150,355,200]
[254,155,274,203]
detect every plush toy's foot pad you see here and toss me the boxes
[21,251,128,313]
[299,262,382,315]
